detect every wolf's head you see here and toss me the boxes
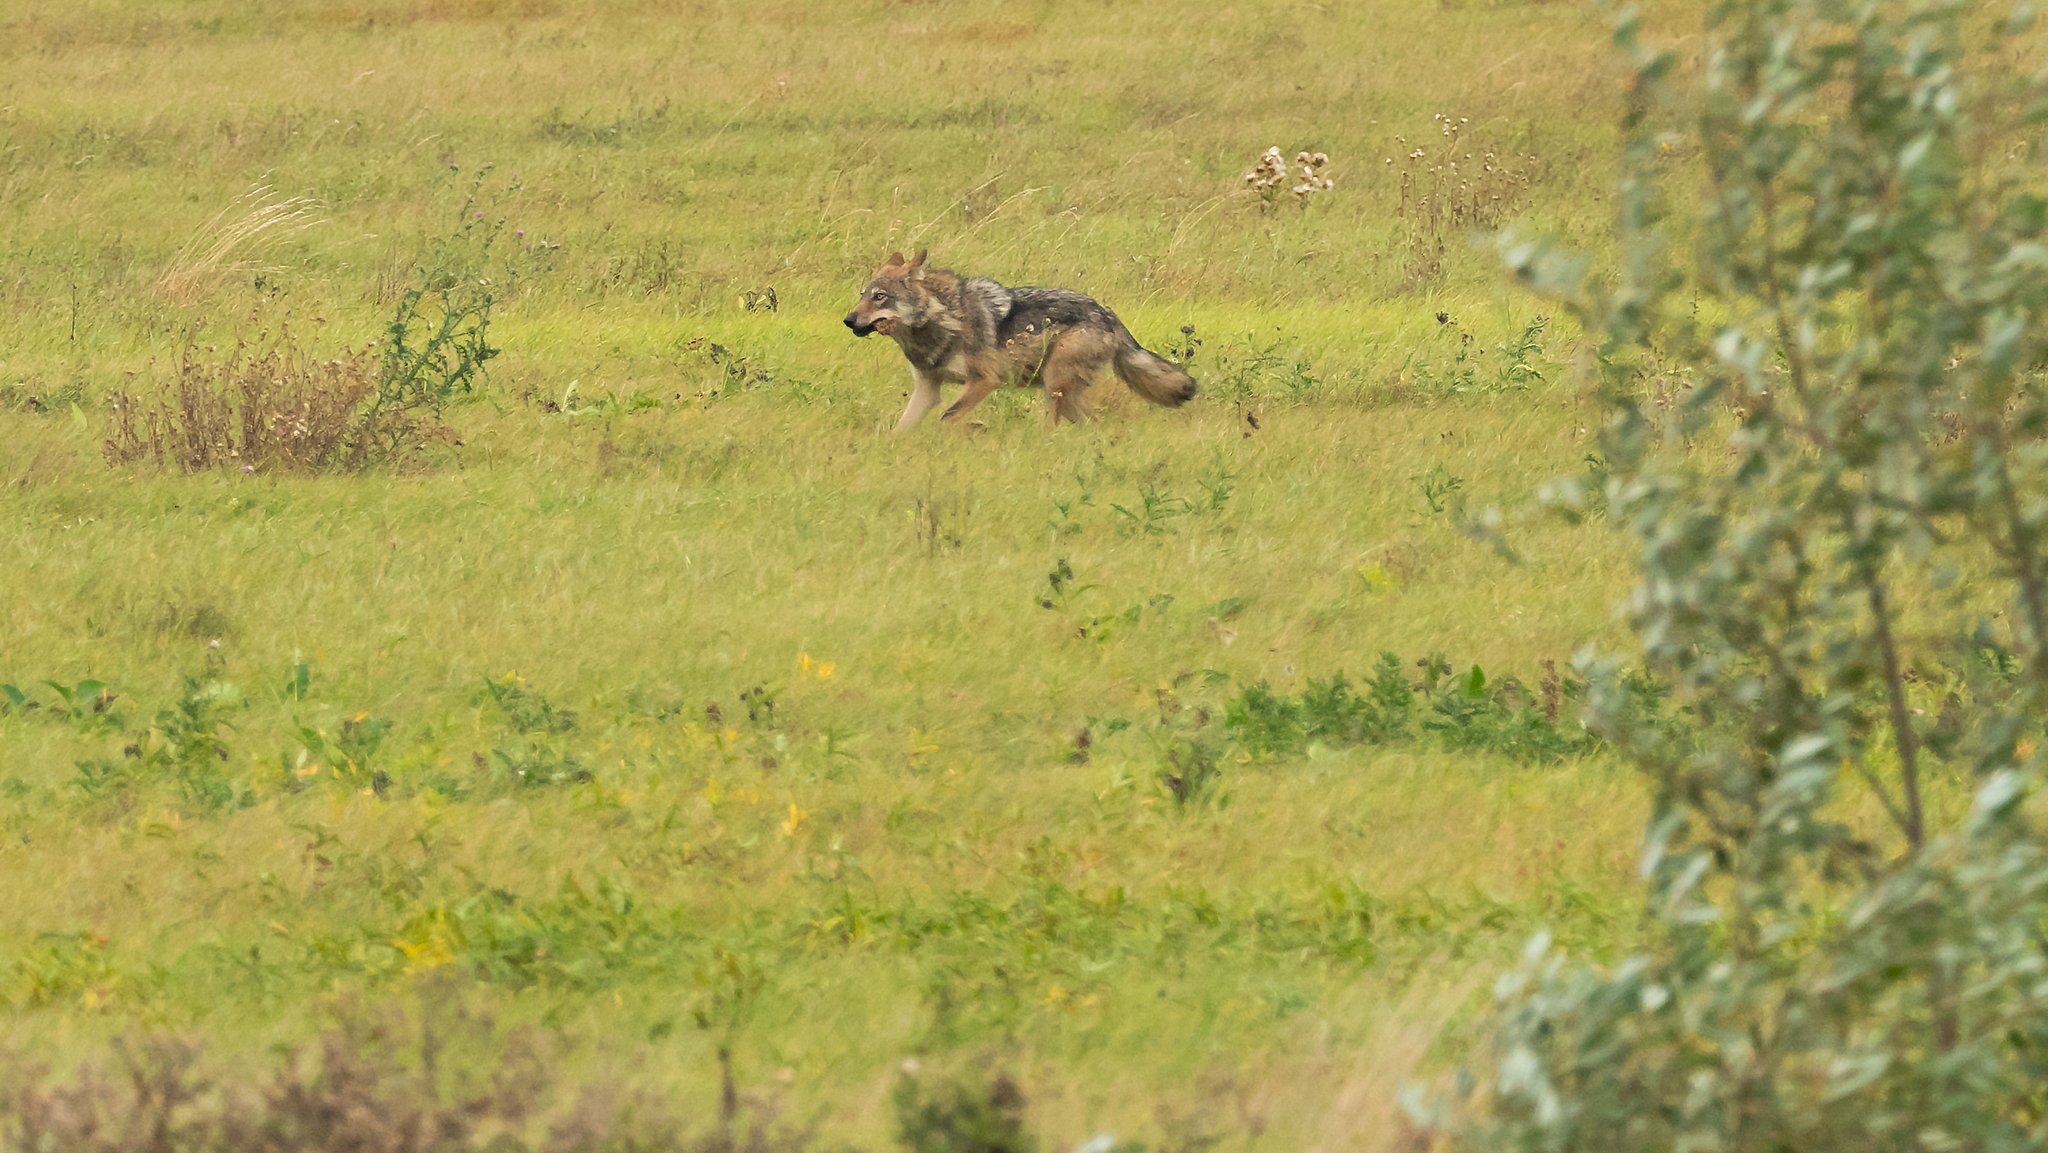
[843,250,928,337]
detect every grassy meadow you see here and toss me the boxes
[2,1,1668,1147]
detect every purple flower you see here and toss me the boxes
[516,229,525,238]
[241,464,254,473]
[476,210,485,219]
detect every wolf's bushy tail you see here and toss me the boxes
[1112,336,1197,407]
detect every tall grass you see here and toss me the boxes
[154,183,324,306]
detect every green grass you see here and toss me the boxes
[2,0,1664,1147]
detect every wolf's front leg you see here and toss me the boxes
[895,369,943,432]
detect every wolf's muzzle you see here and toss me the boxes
[843,314,874,337]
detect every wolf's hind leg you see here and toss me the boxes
[940,365,1001,424]
[1056,384,1093,424]
[1041,329,1115,425]
[1045,373,1093,425]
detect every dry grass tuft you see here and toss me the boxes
[155,183,324,305]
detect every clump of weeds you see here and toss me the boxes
[1151,675,1228,808]
[1388,112,1541,286]
[895,1061,1039,1153]
[1110,483,1193,536]
[676,336,784,403]
[1413,462,1466,516]
[106,171,505,474]
[282,711,394,791]
[1398,311,1556,396]
[1206,333,1320,406]
[1209,651,1603,766]
[2,678,122,732]
[1036,559,1093,610]
[0,1001,817,1153]
[120,650,248,813]
[476,674,589,789]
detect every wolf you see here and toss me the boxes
[842,250,1197,430]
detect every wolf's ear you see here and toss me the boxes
[884,251,906,268]
[908,248,928,279]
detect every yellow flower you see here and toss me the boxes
[393,910,457,973]
[782,802,810,836]
[395,933,456,973]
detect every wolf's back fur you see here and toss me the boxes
[843,251,1197,430]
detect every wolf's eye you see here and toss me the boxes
[871,290,889,303]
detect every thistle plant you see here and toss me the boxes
[1242,146,1333,212]
[1290,150,1334,201]
[1390,113,1538,286]
[1455,2,2048,1149]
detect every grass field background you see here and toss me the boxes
[3,1,1667,1147]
